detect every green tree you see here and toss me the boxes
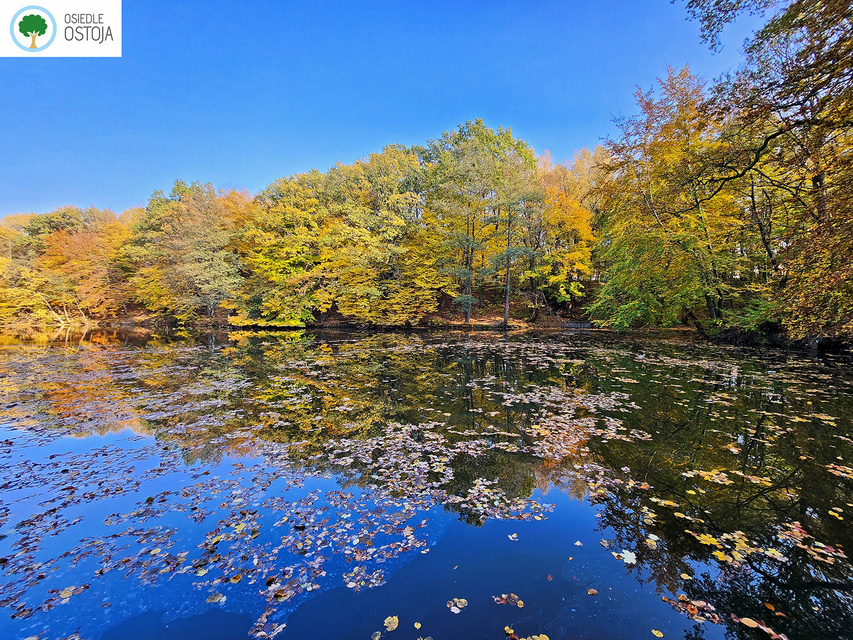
[591,67,742,331]
[424,120,534,323]
[18,14,48,49]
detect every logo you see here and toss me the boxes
[1,1,121,57]
[10,5,56,52]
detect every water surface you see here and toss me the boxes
[0,329,851,640]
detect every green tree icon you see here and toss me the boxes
[18,14,48,49]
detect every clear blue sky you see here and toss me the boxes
[0,0,759,217]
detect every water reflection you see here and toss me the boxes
[0,329,850,640]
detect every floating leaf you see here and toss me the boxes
[652,630,664,637]
[414,622,421,630]
[384,616,398,632]
[740,618,758,628]
[588,588,598,595]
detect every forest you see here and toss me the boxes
[1,0,850,340]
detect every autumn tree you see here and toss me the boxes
[124,181,243,321]
[229,171,326,326]
[515,152,598,320]
[317,145,449,325]
[678,0,853,337]
[35,209,130,323]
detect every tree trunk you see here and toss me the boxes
[465,274,471,324]
[74,299,92,326]
[503,225,511,329]
[36,293,65,325]
[812,171,827,221]
[29,33,38,48]
[705,294,719,322]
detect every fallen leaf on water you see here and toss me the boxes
[652,630,664,637]
[517,600,524,608]
[384,616,399,632]
[371,632,381,640]
[508,533,518,541]
[206,592,224,604]
[765,603,775,611]
[493,592,520,606]
[574,541,583,546]
[680,573,691,580]
[546,574,553,581]
[740,618,758,628]
[587,588,598,595]
[414,622,421,629]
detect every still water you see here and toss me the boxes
[0,329,850,640]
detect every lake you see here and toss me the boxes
[0,329,851,640]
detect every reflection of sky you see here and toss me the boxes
[1,425,458,640]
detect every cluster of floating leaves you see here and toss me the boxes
[660,593,722,624]
[504,624,548,640]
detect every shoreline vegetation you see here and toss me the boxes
[2,320,847,356]
[2,2,850,348]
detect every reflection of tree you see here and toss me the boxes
[572,347,853,640]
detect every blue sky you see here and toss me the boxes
[0,0,760,217]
